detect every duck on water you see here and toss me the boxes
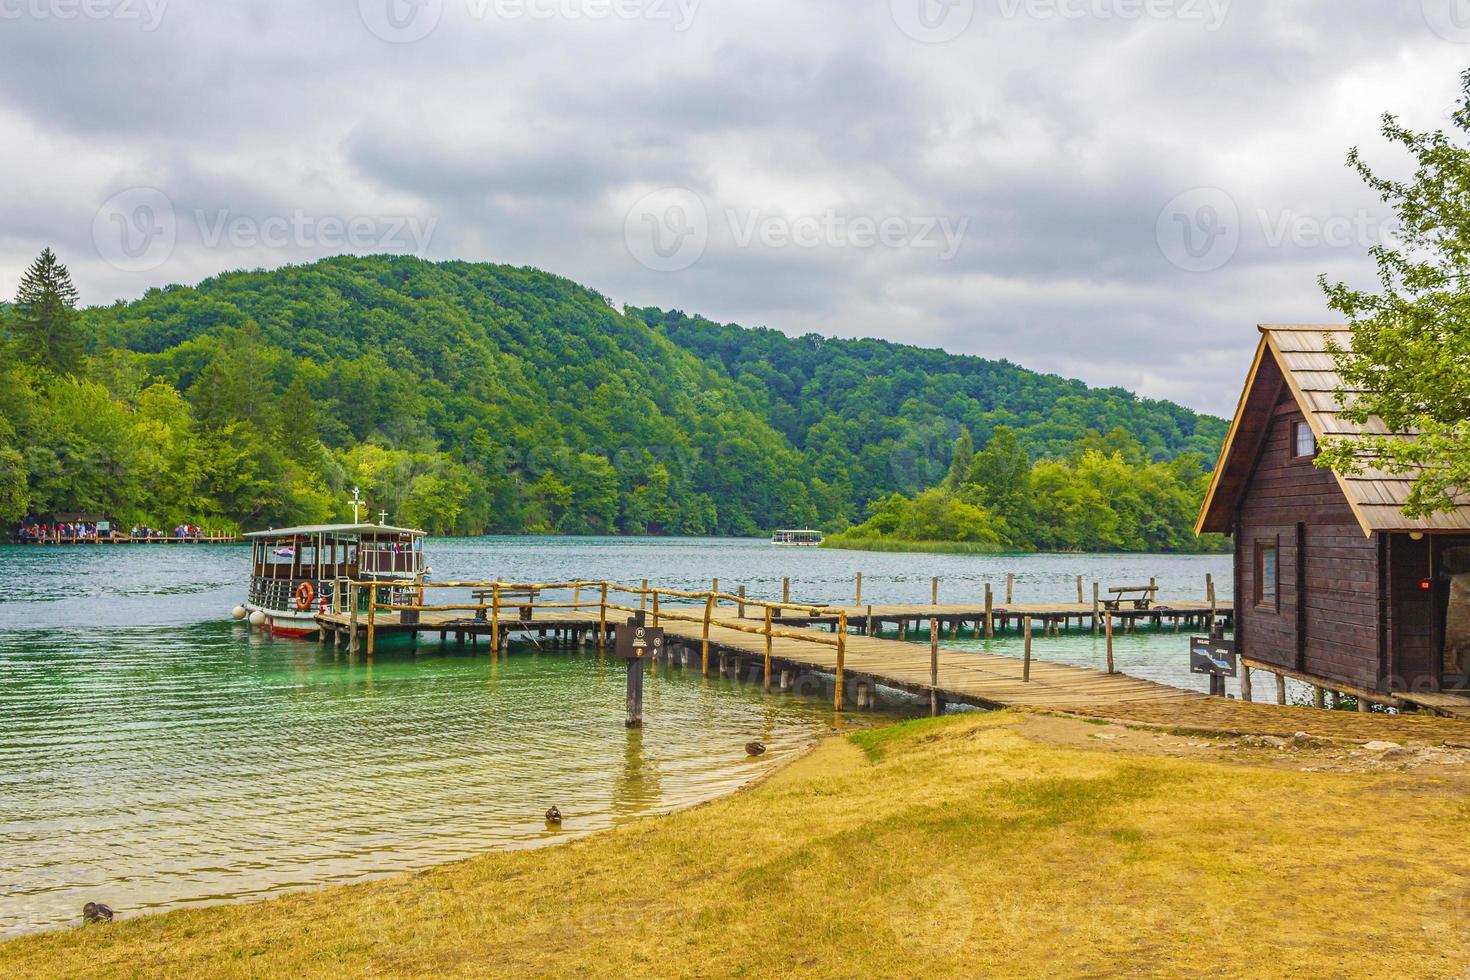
[231,522,429,638]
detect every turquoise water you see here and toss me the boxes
[0,537,1230,937]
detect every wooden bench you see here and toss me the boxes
[472,587,540,622]
[1104,585,1158,611]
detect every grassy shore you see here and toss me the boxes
[6,710,1470,977]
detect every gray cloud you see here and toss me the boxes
[0,0,1464,416]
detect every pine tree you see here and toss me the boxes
[13,248,83,375]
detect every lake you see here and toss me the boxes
[0,537,1230,937]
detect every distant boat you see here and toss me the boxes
[772,529,824,547]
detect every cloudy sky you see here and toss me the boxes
[1,0,1467,416]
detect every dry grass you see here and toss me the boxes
[6,711,1470,978]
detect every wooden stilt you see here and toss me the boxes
[763,606,773,693]
[929,617,939,715]
[1023,616,1033,682]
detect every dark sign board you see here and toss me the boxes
[1190,635,1237,677]
[615,624,665,660]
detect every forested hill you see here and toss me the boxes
[2,254,1225,538]
[640,308,1225,481]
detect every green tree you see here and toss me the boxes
[1318,69,1470,516]
[12,248,83,375]
[0,445,28,523]
[945,427,974,489]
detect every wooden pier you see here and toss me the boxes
[312,579,1226,716]
[14,532,238,545]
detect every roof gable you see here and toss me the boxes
[1196,325,1470,536]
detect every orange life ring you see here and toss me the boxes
[295,581,315,611]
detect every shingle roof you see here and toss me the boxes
[1197,325,1470,535]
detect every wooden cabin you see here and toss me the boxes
[1197,325,1470,705]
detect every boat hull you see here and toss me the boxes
[244,604,320,638]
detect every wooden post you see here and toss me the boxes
[598,583,608,650]
[574,583,582,612]
[490,582,501,654]
[366,586,376,657]
[1104,613,1114,675]
[929,617,940,715]
[640,579,648,613]
[782,577,791,604]
[1023,616,1033,682]
[626,614,646,728]
[651,589,660,627]
[738,585,747,619]
[1240,664,1253,702]
[931,576,939,606]
[711,578,719,608]
[834,610,847,712]
[1206,573,1217,633]
[1006,573,1014,604]
[1359,696,1371,714]
[1076,575,1084,604]
[866,603,873,637]
[1092,582,1100,636]
[984,584,993,638]
[855,571,862,605]
[1275,672,1287,705]
[701,593,714,676]
[1313,685,1325,709]
[348,584,360,654]
[763,606,774,693]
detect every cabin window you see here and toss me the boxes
[1255,540,1279,609]
[1292,421,1317,459]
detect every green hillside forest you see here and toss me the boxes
[0,252,1227,549]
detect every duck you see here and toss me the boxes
[545,805,562,825]
[745,741,766,757]
[82,902,114,925]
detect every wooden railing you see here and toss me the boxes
[344,578,853,710]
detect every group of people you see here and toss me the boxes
[14,522,213,543]
[17,521,104,542]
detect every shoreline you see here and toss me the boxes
[0,719,837,946]
[8,707,1470,976]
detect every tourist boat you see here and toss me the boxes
[771,529,824,547]
[234,523,428,637]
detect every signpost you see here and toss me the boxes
[1190,633,1237,697]
[616,615,665,728]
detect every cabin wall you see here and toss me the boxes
[1235,398,1383,692]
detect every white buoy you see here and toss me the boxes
[231,606,247,621]
[248,610,266,627]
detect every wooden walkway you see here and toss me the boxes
[315,606,1206,713]
[769,600,1231,635]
